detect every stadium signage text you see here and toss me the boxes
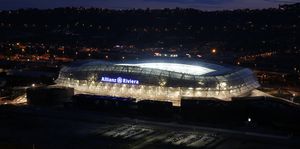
[101,76,139,85]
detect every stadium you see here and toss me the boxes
[55,60,260,106]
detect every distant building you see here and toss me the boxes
[56,60,260,106]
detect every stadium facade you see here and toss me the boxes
[55,60,260,106]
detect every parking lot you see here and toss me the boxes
[101,124,221,148]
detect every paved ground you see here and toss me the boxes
[0,105,299,149]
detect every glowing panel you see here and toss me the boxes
[117,63,216,75]
[101,76,139,85]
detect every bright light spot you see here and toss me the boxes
[220,82,227,88]
[198,81,204,85]
[186,53,191,58]
[117,63,215,75]
[248,117,251,122]
[154,52,161,56]
[212,48,217,54]
[31,84,36,87]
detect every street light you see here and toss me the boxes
[211,48,217,54]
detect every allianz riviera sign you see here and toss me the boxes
[101,76,139,85]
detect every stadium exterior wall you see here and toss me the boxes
[55,60,260,106]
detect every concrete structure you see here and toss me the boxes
[27,86,74,106]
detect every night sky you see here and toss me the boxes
[0,0,299,10]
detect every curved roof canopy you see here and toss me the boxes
[117,63,216,75]
[66,59,239,77]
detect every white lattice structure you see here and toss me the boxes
[56,60,260,106]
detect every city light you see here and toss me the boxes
[211,48,217,54]
[0,3,299,147]
[248,117,252,122]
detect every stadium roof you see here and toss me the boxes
[116,63,216,75]
[65,59,240,77]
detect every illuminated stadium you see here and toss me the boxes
[55,60,260,106]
